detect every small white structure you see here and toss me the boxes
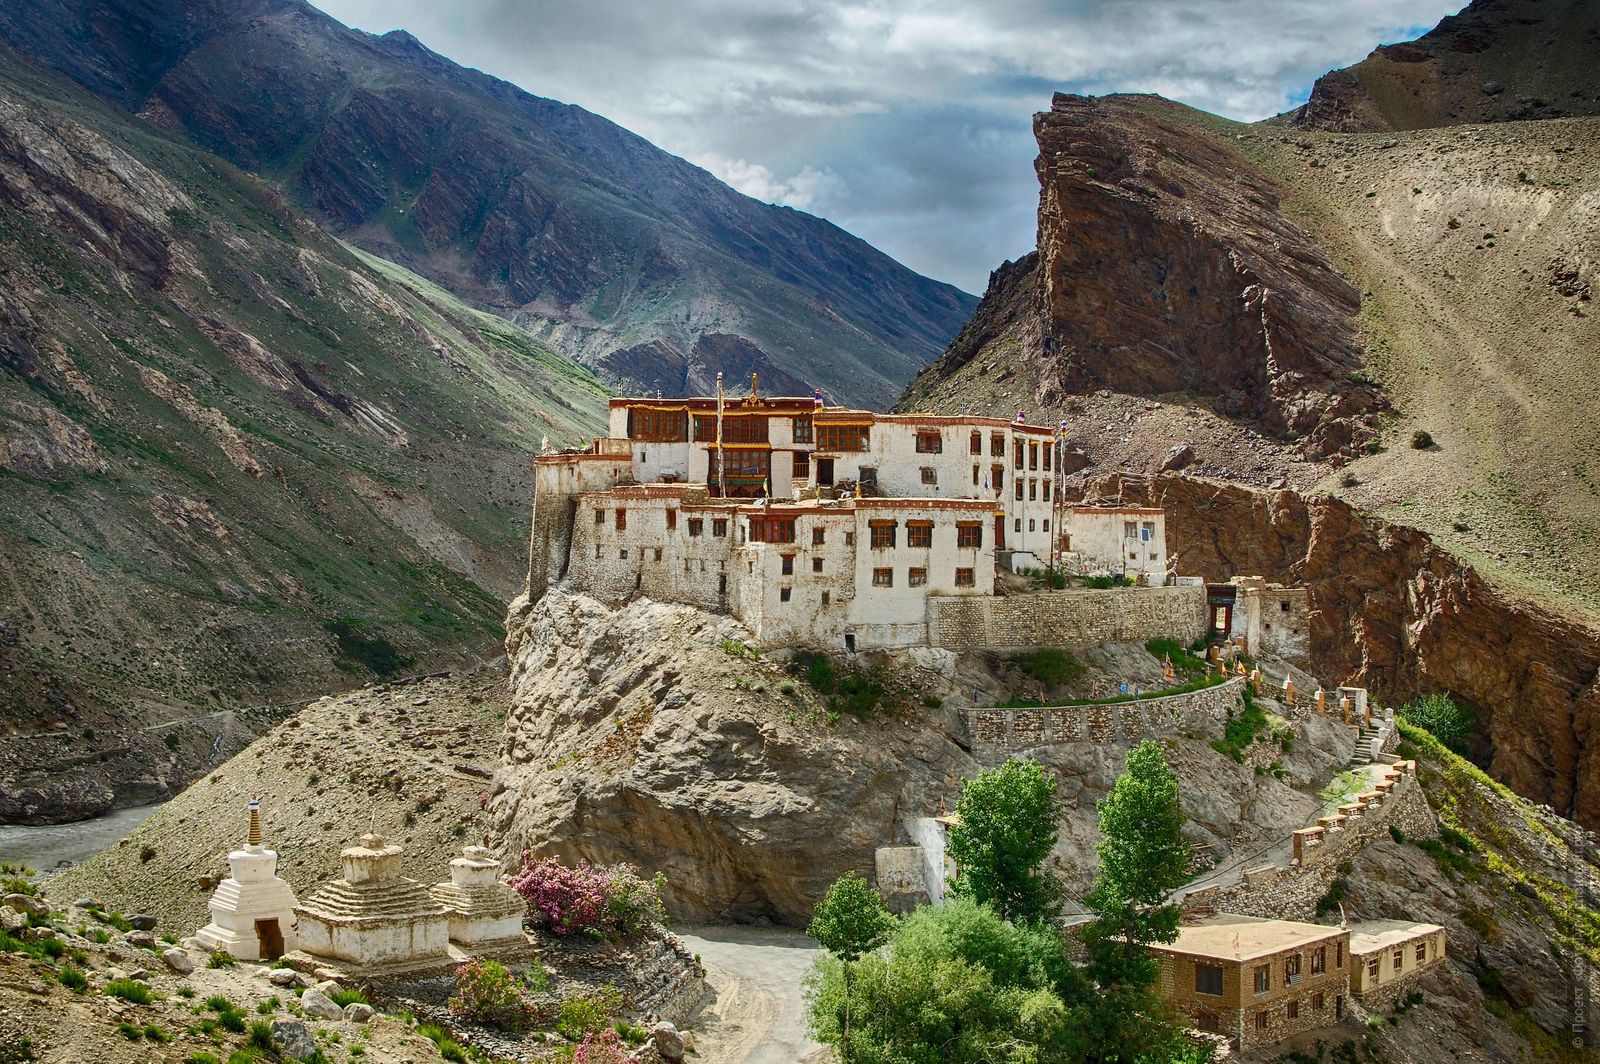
[430,846,526,947]
[295,833,449,970]
[194,797,300,961]
[1063,505,1168,583]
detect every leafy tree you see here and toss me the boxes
[1399,692,1474,752]
[947,758,1065,924]
[1080,740,1194,1060]
[807,872,895,1059]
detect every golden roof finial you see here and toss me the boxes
[246,795,263,847]
[750,370,760,399]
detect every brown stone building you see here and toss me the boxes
[1348,919,1448,1007]
[1151,914,1351,1052]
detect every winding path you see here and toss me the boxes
[677,926,827,1064]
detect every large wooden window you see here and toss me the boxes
[792,416,814,443]
[956,522,982,549]
[1014,440,1025,469]
[1254,965,1271,993]
[1195,965,1223,996]
[1285,954,1302,986]
[915,430,943,453]
[749,516,796,543]
[629,406,687,441]
[991,432,1005,457]
[616,508,627,531]
[709,448,771,497]
[969,431,982,455]
[869,520,897,549]
[817,422,870,452]
[792,451,811,479]
[695,414,769,443]
[906,520,933,549]
[1311,947,1326,975]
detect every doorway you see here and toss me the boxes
[255,918,284,960]
[816,458,835,486]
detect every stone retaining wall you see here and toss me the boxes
[967,676,1246,761]
[930,584,1207,652]
[1184,760,1438,920]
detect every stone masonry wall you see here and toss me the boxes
[930,584,1207,652]
[967,676,1246,763]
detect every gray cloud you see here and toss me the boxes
[315,0,1460,292]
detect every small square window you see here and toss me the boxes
[921,466,937,485]
[713,518,728,537]
[781,555,795,576]
[619,549,628,560]
[689,518,704,536]
[821,591,831,605]
[595,509,605,524]
[955,567,975,587]
[780,587,792,602]
[813,527,826,546]
[872,567,893,587]
[908,567,928,587]
[812,557,823,573]
[1286,1000,1299,1020]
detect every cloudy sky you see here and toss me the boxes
[316,0,1460,293]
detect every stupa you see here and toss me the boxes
[194,797,300,961]
[431,846,527,948]
[294,832,449,969]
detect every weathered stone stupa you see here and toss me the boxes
[294,833,449,970]
[194,797,300,961]
[430,846,526,948]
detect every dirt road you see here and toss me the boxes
[677,926,827,1063]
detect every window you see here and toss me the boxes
[1367,956,1379,979]
[908,567,928,587]
[1043,481,1051,501]
[1195,965,1223,996]
[845,531,855,546]
[915,430,943,454]
[1014,440,1025,469]
[1312,992,1325,1011]
[689,518,704,536]
[1015,480,1024,501]
[1029,519,1036,532]
[639,449,647,464]
[1197,1010,1221,1033]
[1014,518,1022,532]
[1029,479,1037,501]
[1255,1012,1268,1032]
[1124,520,1138,538]
[812,557,823,573]
[1029,442,1038,470]
[1416,942,1427,964]
[1335,995,1343,1019]
[1141,521,1155,541]
[666,509,677,531]
[694,414,768,443]
[619,549,628,559]
[1043,445,1051,471]
[653,548,662,561]
[781,555,795,576]
[1254,965,1271,994]
[713,518,728,537]
[813,526,826,545]
[907,521,934,548]
[792,451,810,479]
[992,466,1004,491]
[956,522,982,549]
[1281,600,1292,612]
[594,509,605,524]
[921,466,937,485]
[870,521,897,549]
[969,431,982,455]
[872,567,893,587]
[991,432,1004,457]
[955,567,975,587]
[1285,954,1302,986]
[1335,943,1343,968]
[616,509,627,530]
[1392,948,1405,972]
[750,517,797,543]
[1286,1000,1300,1020]
[1042,519,1050,532]
[792,416,814,444]
[629,406,687,441]
[779,587,792,602]
[817,422,870,451]
[1311,947,1326,975]
[821,591,831,605]
[972,464,980,486]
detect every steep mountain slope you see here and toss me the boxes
[0,0,976,409]
[1291,0,1600,132]
[898,2,1600,620]
[0,43,608,822]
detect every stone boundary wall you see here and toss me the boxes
[967,676,1246,761]
[1184,760,1438,921]
[929,584,1207,652]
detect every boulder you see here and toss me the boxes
[298,988,344,1021]
[3,893,49,918]
[268,967,298,987]
[128,914,157,931]
[1157,443,1196,473]
[343,1003,374,1023]
[163,947,194,974]
[652,1022,685,1062]
[124,930,157,948]
[271,1020,320,1062]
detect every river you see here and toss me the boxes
[0,803,165,874]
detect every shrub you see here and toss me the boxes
[56,966,88,993]
[1012,648,1084,688]
[1315,877,1349,917]
[510,855,668,939]
[419,1024,469,1063]
[330,988,368,1008]
[116,1021,143,1041]
[556,987,622,1041]
[575,1029,630,1063]
[143,1025,171,1044]
[1411,429,1434,449]
[1399,692,1474,752]
[449,959,541,1033]
[1211,692,1269,762]
[207,950,237,968]
[247,1021,275,1051]
[105,979,155,1004]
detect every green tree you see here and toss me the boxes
[947,758,1065,924]
[1399,692,1474,752]
[1080,740,1194,1061]
[807,872,895,1060]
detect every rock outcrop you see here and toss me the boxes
[1292,0,1600,132]
[901,94,1386,461]
[1087,472,1600,830]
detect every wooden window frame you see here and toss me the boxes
[908,566,928,587]
[956,521,982,549]
[872,567,893,587]
[955,567,975,587]
[906,521,933,549]
[869,520,897,550]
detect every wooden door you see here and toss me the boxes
[994,514,1006,550]
[255,918,284,960]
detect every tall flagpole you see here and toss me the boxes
[716,372,725,499]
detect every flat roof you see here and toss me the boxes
[1154,914,1347,963]
[1347,919,1445,954]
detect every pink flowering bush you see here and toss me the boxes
[510,854,668,939]
[574,1028,630,1064]
[448,958,549,1032]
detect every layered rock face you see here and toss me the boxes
[1088,472,1600,829]
[1293,0,1600,132]
[902,95,1385,461]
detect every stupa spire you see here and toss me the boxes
[247,795,263,848]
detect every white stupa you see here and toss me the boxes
[194,797,300,961]
[431,846,527,948]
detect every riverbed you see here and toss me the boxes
[0,803,164,874]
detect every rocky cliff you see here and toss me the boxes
[1292,0,1600,132]
[1087,472,1600,831]
[0,0,976,409]
[0,44,608,821]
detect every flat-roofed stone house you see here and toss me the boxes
[1348,919,1448,1007]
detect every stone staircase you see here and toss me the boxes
[1349,721,1384,768]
